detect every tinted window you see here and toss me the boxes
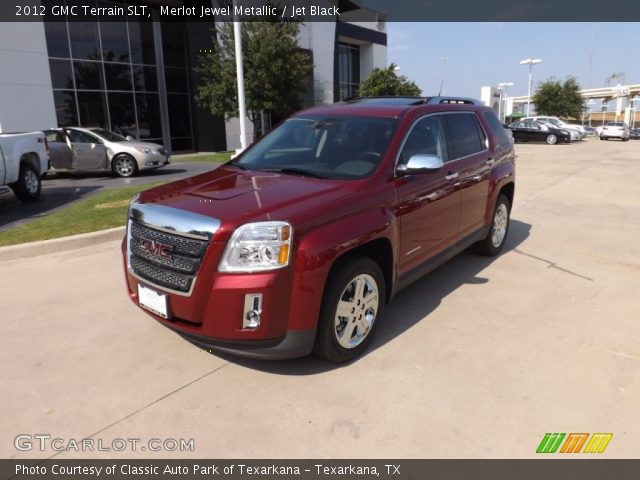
[129,21,156,65]
[53,90,78,126]
[133,65,158,92]
[104,63,133,91]
[483,111,511,147]
[49,59,74,89]
[398,115,447,166]
[74,61,105,90]
[76,91,108,127]
[107,92,137,137]
[69,22,101,60]
[44,21,70,58]
[443,113,486,159]
[136,93,162,139]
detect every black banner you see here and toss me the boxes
[3,0,640,22]
[2,460,640,480]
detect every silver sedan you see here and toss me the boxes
[45,127,170,177]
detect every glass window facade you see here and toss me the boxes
[338,42,360,101]
[43,1,195,151]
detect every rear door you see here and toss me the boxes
[395,114,461,275]
[441,112,492,239]
[65,129,108,170]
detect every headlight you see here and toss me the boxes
[134,147,154,154]
[219,221,293,272]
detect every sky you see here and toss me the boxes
[387,23,640,99]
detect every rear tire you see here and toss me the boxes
[112,154,139,178]
[475,194,511,257]
[313,256,385,363]
[10,163,41,202]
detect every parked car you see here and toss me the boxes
[583,126,598,137]
[600,121,630,141]
[537,121,581,141]
[122,96,516,362]
[507,121,572,145]
[522,116,586,139]
[45,127,170,177]
[629,128,640,140]
[0,131,49,202]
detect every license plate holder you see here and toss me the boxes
[138,284,169,319]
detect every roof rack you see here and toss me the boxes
[426,96,483,105]
[342,96,483,106]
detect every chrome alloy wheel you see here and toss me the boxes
[492,203,509,248]
[24,170,39,194]
[334,274,379,349]
[115,156,135,176]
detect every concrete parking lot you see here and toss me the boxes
[1,140,639,459]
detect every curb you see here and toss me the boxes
[0,226,126,262]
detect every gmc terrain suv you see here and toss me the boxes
[122,97,516,363]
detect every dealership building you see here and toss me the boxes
[0,0,387,152]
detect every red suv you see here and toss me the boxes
[122,97,516,362]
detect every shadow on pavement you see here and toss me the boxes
[234,219,532,375]
[0,185,101,230]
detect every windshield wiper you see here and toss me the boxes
[260,167,328,179]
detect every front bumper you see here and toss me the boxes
[172,327,315,360]
[136,153,170,170]
[122,237,323,360]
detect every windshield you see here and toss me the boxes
[89,128,127,142]
[231,115,399,180]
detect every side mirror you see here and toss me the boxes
[397,154,443,175]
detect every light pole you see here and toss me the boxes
[497,82,514,123]
[439,57,449,96]
[520,58,542,116]
[233,1,248,152]
[586,100,595,127]
[632,96,640,129]
[601,101,607,127]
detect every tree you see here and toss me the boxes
[532,77,583,119]
[194,20,313,140]
[357,64,421,97]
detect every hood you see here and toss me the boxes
[136,165,360,239]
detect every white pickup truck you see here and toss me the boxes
[0,132,49,202]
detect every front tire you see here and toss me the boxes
[313,256,385,363]
[112,154,139,178]
[546,134,558,145]
[476,194,511,257]
[10,163,41,202]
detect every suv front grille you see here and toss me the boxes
[128,221,210,294]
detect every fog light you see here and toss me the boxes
[243,294,262,329]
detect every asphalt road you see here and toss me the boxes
[1,139,639,459]
[0,162,216,231]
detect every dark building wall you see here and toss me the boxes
[185,22,227,152]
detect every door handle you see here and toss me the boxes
[486,158,495,166]
[445,171,459,181]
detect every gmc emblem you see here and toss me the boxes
[139,238,173,259]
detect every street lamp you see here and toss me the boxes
[601,101,607,127]
[520,58,542,116]
[632,96,640,129]
[586,100,595,127]
[439,57,449,96]
[497,82,514,123]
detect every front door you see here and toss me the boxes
[45,130,73,170]
[394,114,461,276]
[65,129,107,170]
